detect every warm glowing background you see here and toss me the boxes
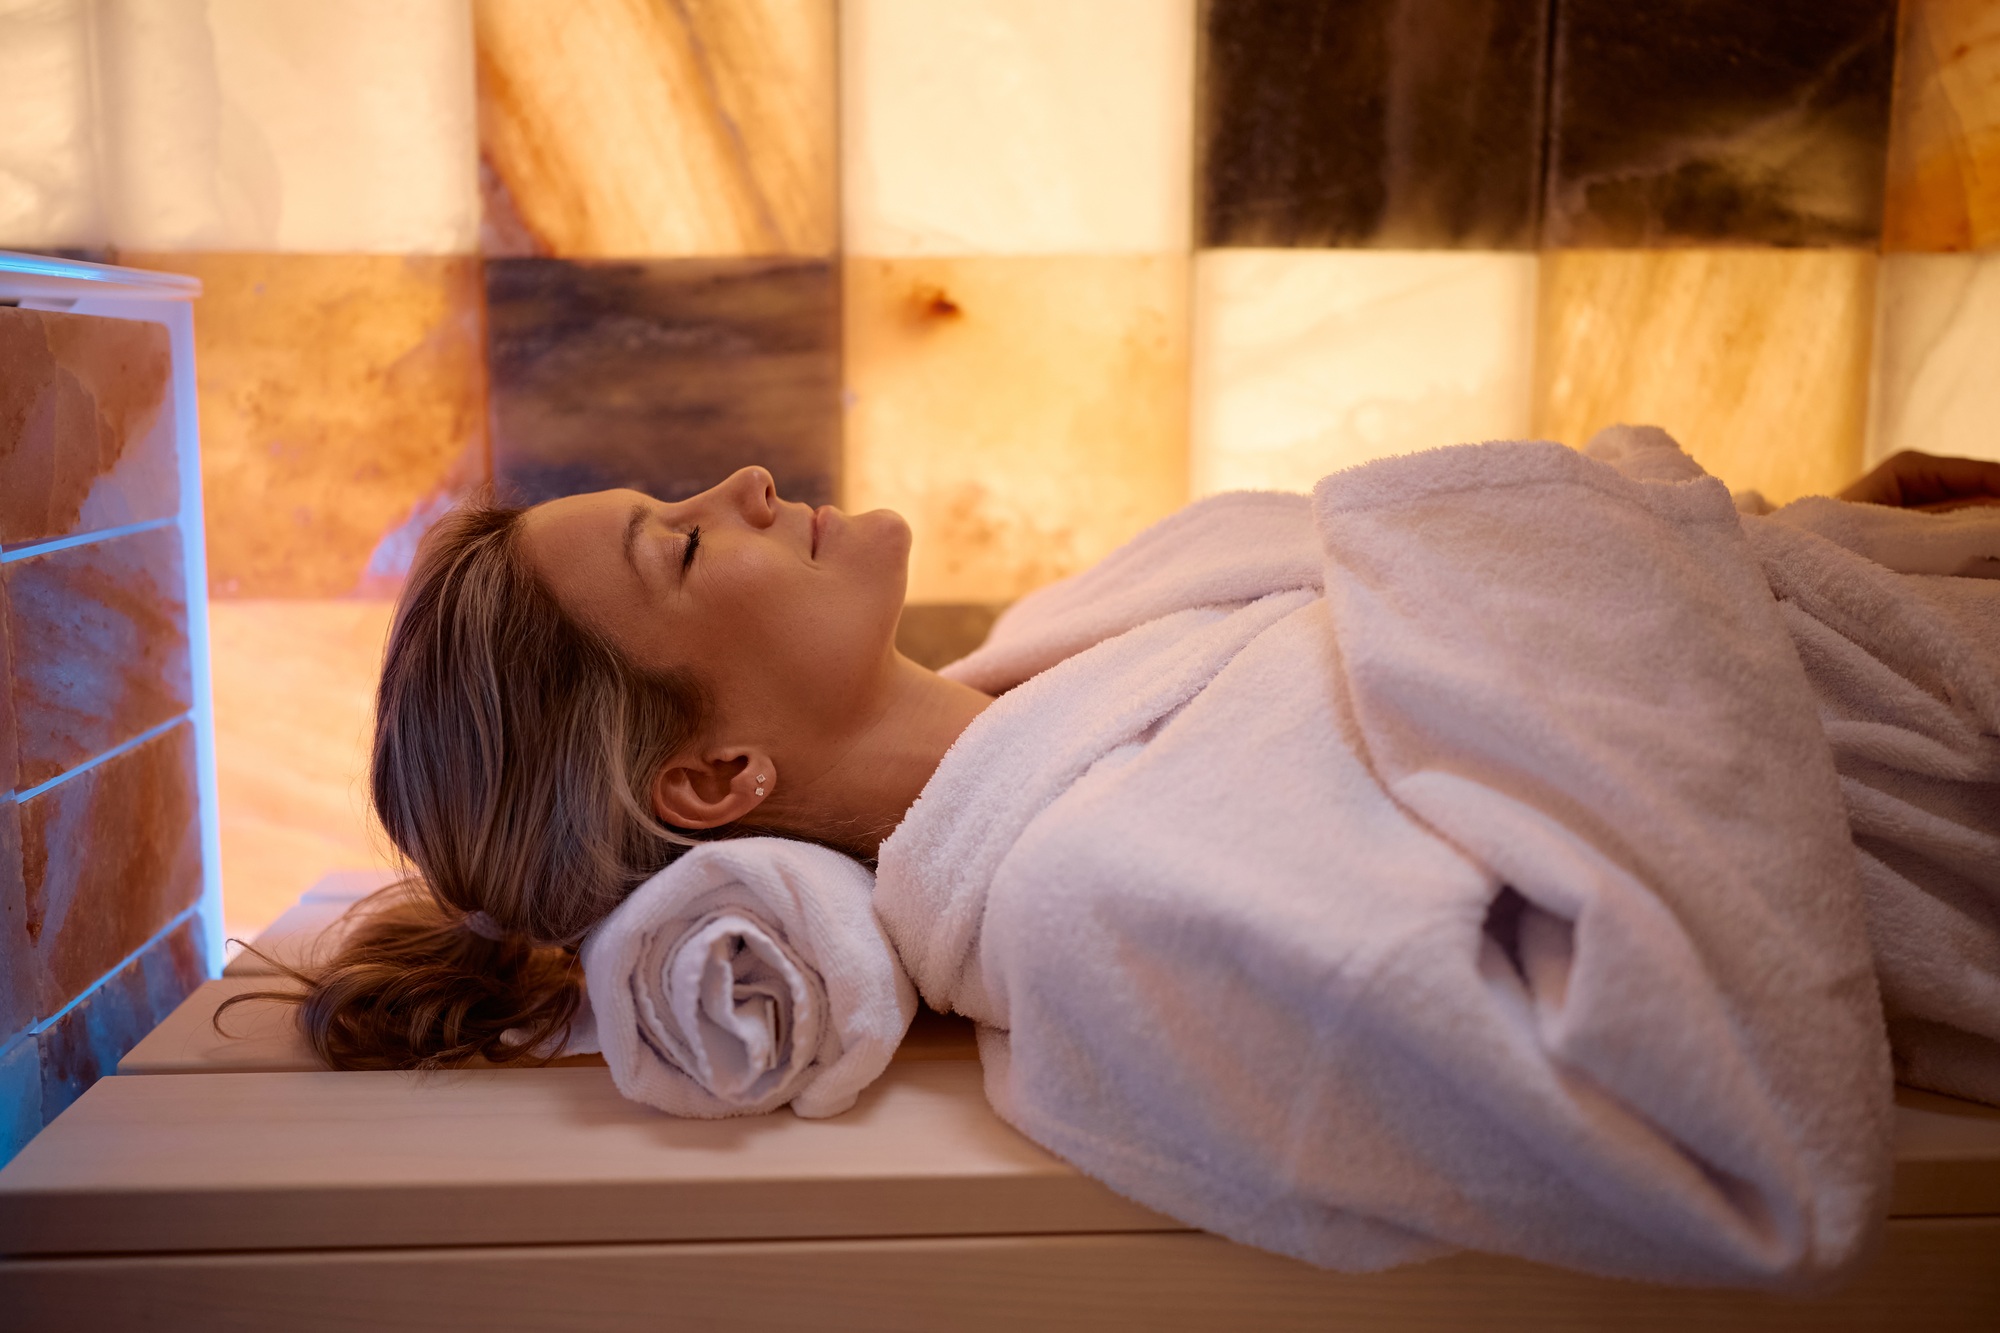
[2,0,1994,944]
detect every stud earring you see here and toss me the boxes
[755,788,766,797]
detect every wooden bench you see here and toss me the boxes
[3,875,1997,1330]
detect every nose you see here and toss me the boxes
[714,466,779,528]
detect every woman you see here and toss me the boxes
[270,433,2000,1284]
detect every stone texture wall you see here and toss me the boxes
[0,307,207,1168]
[2,0,1993,979]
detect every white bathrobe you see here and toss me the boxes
[874,432,1914,1287]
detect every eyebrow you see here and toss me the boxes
[620,502,647,578]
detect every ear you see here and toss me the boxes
[649,747,776,830]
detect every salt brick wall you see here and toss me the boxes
[0,308,207,1168]
[2,0,1994,1036]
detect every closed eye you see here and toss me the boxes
[679,525,701,575]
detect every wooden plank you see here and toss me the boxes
[119,979,977,1074]
[0,1061,1162,1255]
[222,898,362,977]
[1,1220,1996,1333]
[1888,1086,2000,1217]
[298,868,401,903]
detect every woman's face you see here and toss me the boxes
[520,468,912,749]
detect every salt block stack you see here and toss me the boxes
[1,0,1996,1153]
[0,283,215,1169]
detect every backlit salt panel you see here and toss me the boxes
[1546,0,1896,248]
[842,0,1194,256]
[100,0,478,253]
[1535,249,1875,505]
[1869,253,2000,467]
[1883,0,2000,252]
[19,721,201,1018]
[476,0,836,258]
[4,525,192,791]
[1198,0,1549,249]
[1192,250,1536,497]
[206,600,398,944]
[0,0,102,249]
[845,256,1189,603]
[118,254,488,597]
[0,306,178,549]
[487,257,840,509]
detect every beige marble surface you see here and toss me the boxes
[98,0,478,252]
[1869,253,2000,467]
[119,253,488,598]
[842,0,1194,256]
[1192,251,1537,497]
[476,0,835,258]
[207,600,399,947]
[1885,0,2000,252]
[1535,250,1875,506]
[844,256,1190,604]
[0,0,101,248]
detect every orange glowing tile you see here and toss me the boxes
[844,256,1190,604]
[1534,250,1874,506]
[206,600,401,945]
[1884,0,2000,252]
[842,0,1193,255]
[1868,253,2000,467]
[1192,250,1537,497]
[118,253,488,598]
[476,0,836,257]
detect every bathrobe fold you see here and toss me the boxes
[878,434,1896,1286]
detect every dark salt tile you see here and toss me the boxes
[36,915,204,1127]
[20,721,202,1019]
[1198,0,1549,249]
[1,574,16,792]
[0,1037,38,1169]
[3,525,191,791]
[488,258,839,508]
[1546,0,1898,247]
[1,801,30,1039]
[894,603,1008,671]
[0,307,178,549]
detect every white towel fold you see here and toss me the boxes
[580,838,915,1118]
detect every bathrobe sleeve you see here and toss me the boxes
[1310,443,1893,1277]
[957,443,1892,1288]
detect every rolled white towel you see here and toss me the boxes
[580,838,916,1118]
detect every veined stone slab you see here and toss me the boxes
[1884,0,2000,252]
[0,308,177,550]
[1535,249,1875,505]
[3,525,191,791]
[0,802,26,1041]
[1198,0,1548,249]
[476,0,836,258]
[117,254,489,599]
[1192,250,1537,497]
[35,915,204,1126]
[99,0,478,252]
[844,256,1189,604]
[19,722,202,1020]
[842,0,1194,256]
[1869,253,2000,468]
[1546,0,1896,248]
[487,257,839,509]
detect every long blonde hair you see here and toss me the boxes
[226,497,710,1069]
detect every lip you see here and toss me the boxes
[811,505,828,557]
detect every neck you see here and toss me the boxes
[768,655,992,860]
